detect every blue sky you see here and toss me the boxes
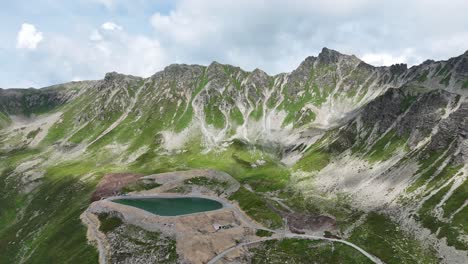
[2,0,468,88]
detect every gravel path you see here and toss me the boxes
[80,211,109,264]
[207,232,384,264]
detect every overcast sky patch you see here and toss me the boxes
[1,0,467,88]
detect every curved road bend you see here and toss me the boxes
[210,196,384,264]
[207,233,384,264]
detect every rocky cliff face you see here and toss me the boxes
[0,82,90,116]
[291,85,467,261]
[0,48,467,263]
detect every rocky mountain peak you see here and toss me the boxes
[206,61,230,78]
[103,71,141,84]
[207,61,228,71]
[251,68,268,78]
[158,63,205,80]
[97,72,143,92]
[421,59,436,65]
[294,56,317,73]
[389,63,408,75]
[107,71,142,82]
[317,47,362,67]
[104,71,124,81]
[317,47,341,64]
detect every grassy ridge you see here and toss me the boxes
[0,163,99,263]
[229,187,283,229]
[367,130,408,163]
[417,174,467,250]
[349,213,438,264]
[0,111,10,129]
[0,146,125,264]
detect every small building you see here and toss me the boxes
[213,223,234,231]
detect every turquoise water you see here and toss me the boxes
[112,197,223,216]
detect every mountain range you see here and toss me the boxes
[0,48,467,263]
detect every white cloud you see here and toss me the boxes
[89,30,103,41]
[4,0,468,88]
[16,23,43,50]
[32,24,167,85]
[362,53,408,66]
[101,22,123,31]
[361,49,426,66]
[148,0,468,72]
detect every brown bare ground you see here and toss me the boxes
[91,173,143,201]
[287,214,337,233]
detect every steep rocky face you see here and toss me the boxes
[0,82,89,116]
[291,86,467,260]
[403,50,468,94]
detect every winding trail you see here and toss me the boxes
[207,232,383,264]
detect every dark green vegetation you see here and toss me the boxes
[417,70,430,82]
[293,132,332,172]
[113,197,223,216]
[463,79,468,89]
[0,87,70,116]
[279,65,338,128]
[26,128,41,139]
[184,176,229,189]
[255,229,274,237]
[182,176,230,195]
[128,139,291,194]
[407,149,447,192]
[417,176,467,250]
[105,221,178,264]
[204,103,226,129]
[98,213,123,233]
[442,180,467,219]
[366,130,408,163]
[294,149,330,171]
[248,238,373,264]
[185,176,224,186]
[229,187,283,229]
[278,189,364,233]
[0,158,100,264]
[440,73,452,86]
[349,213,439,264]
[401,146,467,250]
[0,111,11,129]
[121,180,162,193]
[0,135,139,263]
